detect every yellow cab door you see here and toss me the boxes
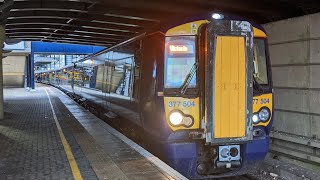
[203,20,254,144]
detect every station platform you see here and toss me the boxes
[0,85,186,180]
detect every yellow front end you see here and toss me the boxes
[253,93,273,126]
[161,17,273,178]
[163,20,272,132]
[164,97,200,131]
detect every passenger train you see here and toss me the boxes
[37,13,273,179]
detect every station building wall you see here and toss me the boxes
[263,13,320,170]
[3,56,26,88]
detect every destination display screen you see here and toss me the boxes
[164,36,196,89]
[168,44,194,54]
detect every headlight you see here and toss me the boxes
[252,107,271,124]
[169,111,183,125]
[259,108,270,122]
[252,114,259,123]
[168,111,194,127]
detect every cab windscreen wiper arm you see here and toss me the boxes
[179,63,198,95]
[253,76,264,94]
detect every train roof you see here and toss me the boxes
[160,12,267,34]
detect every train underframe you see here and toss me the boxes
[162,135,269,179]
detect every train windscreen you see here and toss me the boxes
[253,39,268,85]
[164,36,196,89]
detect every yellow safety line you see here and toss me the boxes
[44,87,83,180]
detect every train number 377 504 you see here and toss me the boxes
[253,98,270,104]
[168,101,195,107]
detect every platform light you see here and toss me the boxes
[212,13,224,20]
[169,111,183,125]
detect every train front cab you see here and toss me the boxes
[162,19,273,178]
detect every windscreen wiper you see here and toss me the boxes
[179,63,198,95]
[253,76,264,94]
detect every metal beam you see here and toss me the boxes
[7,15,150,28]
[10,1,165,21]
[6,20,141,33]
[7,1,303,25]
[0,0,14,24]
[0,0,13,11]
[2,0,320,47]
[5,24,138,37]
[7,32,119,44]
[5,26,132,38]
[9,7,160,22]
[43,39,110,47]
[8,35,113,46]
[7,9,159,25]
[22,38,107,47]
[6,18,150,32]
[6,31,123,41]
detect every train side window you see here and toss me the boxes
[111,49,134,97]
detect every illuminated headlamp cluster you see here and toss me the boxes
[169,111,194,127]
[252,107,271,124]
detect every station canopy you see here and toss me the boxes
[1,0,320,47]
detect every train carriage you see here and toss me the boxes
[39,13,273,179]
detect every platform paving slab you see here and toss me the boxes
[46,85,185,180]
[1,87,97,180]
[0,85,186,180]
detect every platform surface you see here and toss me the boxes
[0,85,186,180]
